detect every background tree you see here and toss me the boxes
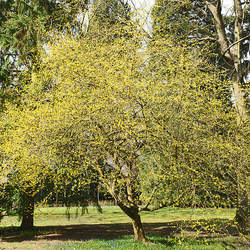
[0,0,52,110]
[0,0,92,228]
[84,0,132,41]
[152,0,216,43]
[203,0,249,233]
[152,0,249,234]
[206,0,249,121]
[0,0,91,111]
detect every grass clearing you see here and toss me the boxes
[1,234,248,249]
[0,206,248,249]
[0,206,236,227]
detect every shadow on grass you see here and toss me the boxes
[0,218,244,244]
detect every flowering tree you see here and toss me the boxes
[1,28,245,240]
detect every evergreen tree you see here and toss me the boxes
[86,0,132,40]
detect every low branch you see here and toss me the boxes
[141,203,167,212]
[221,34,250,58]
[196,36,217,42]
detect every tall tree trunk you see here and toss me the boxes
[117,202,148,242]
[235,162,249,235]
[232,0,248,233]
[207,0,248,234]
[20,193,34,230]
[232,86,248,234]
[232,81,247,123]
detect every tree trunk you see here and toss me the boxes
[232,73,248,234]
[235,190,248,235]
[20,193,34,230]
[206,0,249,234]
[117,203,148,242]
[235,171,249,235]
[232,81,247,123]
[131,212,147,242]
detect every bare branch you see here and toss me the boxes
[221,34,250,58]
[140,203,167,212]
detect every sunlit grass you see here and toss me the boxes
[0,235,244,249]
[0,206,235,228]
[1,207,248,249]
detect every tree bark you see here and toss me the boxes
[232,0,248,233]
[131,212,147,242]
[235,166,249,235]
[117,202,148,242]
[206,0,247,121]
[20,193,34,230]
[235,188,249,235]
[207,0,248,234]
[232,81,247,123]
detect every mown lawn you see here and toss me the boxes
[0,206,235,227]
[0,206,249,249]
[45,235,246,250]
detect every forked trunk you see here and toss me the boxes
[20,193,34,230]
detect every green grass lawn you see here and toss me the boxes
[0,206,236,227]
[45,235,245,250]
[1,235,246,249]
[0,206,248,249]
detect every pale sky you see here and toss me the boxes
[129,0,234,13]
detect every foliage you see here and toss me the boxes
[152,0,216,42]
[0,0,90,112]
[151,0,249,234]
[1,26,244,240]
[89,0,131,29]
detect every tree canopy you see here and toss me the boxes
[1,26,247,239]
[0,0,249,240]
